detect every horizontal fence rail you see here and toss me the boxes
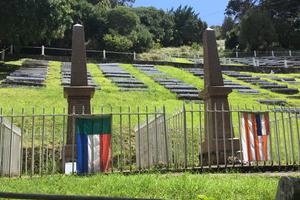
[0,105,299,177]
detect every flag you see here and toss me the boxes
[241,112,271,162]
[76,115,112,175]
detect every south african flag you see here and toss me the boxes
[76,115,112,175]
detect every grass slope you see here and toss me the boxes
[0,173,281,200]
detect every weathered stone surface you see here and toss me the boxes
[258,99,286,105]
[64,24,95,161]
[275,177,300,200]
[200,28,239,165]
[271,88,299,95]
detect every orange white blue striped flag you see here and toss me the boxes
[241,112,271,162]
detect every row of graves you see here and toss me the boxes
[133,64,201,100]
[98,63,148,91]
[222,71,299,105]
[61,62,98,88]
[231,56,300,67]
[184,68,260,94]
[2,60,48,87]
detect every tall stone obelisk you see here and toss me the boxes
[200,28,239,165]
[64,24,95,161]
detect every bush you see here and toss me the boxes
[103,34,133,52]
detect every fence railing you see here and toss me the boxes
[2,45,300,63]
[0,104,299,177]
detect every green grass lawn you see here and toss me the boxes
[0,173,282,200]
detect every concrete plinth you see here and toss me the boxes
[199,28,240,165]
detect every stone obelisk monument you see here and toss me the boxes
[64,24,95,161]
[200,28,239,165]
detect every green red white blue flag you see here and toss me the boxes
[76,115,112,175]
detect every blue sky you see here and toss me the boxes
[133,0,229,26]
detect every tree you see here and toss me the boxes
[0,0,73,47]
[87,0,135,7]
[239,8,277,50]
[129,25,154,52]
[106,7,140,35]
[221,17,235,39]
[134,7,174,46]
[262,0,300,49]
[171,6,207,46]
[103,34,133,51]
[225,0,259,21]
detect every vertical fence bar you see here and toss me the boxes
[128,106,132,171]
[286,117,291,164]
[237,106,243,166]
[163,105,169,169]
[154,106,159,164]
[119,106,123,172]
[288,110,295,165]
[38,128,42,176]
[229,105,234,167]
[41,108,45,174]
[214,103,219,168]
[199,104,203,168]
[182,104,188,169]
[190,103,195,168]
[266,105,273,166]
[52,108,56,174]
[8,108,14,177]
[222,104,227,168]
[137,107,141,170]
[31,108,35,177]
[71,106,75,174]
[146,106,150,170]
[20,108,25,177]
[110,106,114,172]
[281,109,288,165]
[45,128,49,174]
[274,107,281,166]
[62,108,66,174]
[206,103,211,168]
[295,108,300,164]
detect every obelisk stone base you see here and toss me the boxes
[64,86,95,162]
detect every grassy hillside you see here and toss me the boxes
[0,60,299,115]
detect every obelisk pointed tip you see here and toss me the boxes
[74,24,83,27]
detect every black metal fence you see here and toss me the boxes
[0,104,299,177]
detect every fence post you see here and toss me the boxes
[254,50,257,57]
[1,49,5,61]
[10,45,13,54]
[103,50,106,60]
[272,50,274,57]
[182,104,188,169]
[133,52,136,61]
[284,59,288,68]
[289,50,292,57]
[41,45,45,56]
[235,51,238,58]
[253,57,256,67]
[162,105,169,168]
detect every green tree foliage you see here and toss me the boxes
[0,0,73,46]
[239,8,277,50]
[106,7,139,35]
[171,6,207,46]
[224,0,300,50]
[103,34,133,51]
[134,7,174,46]
[262,0,300,49]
